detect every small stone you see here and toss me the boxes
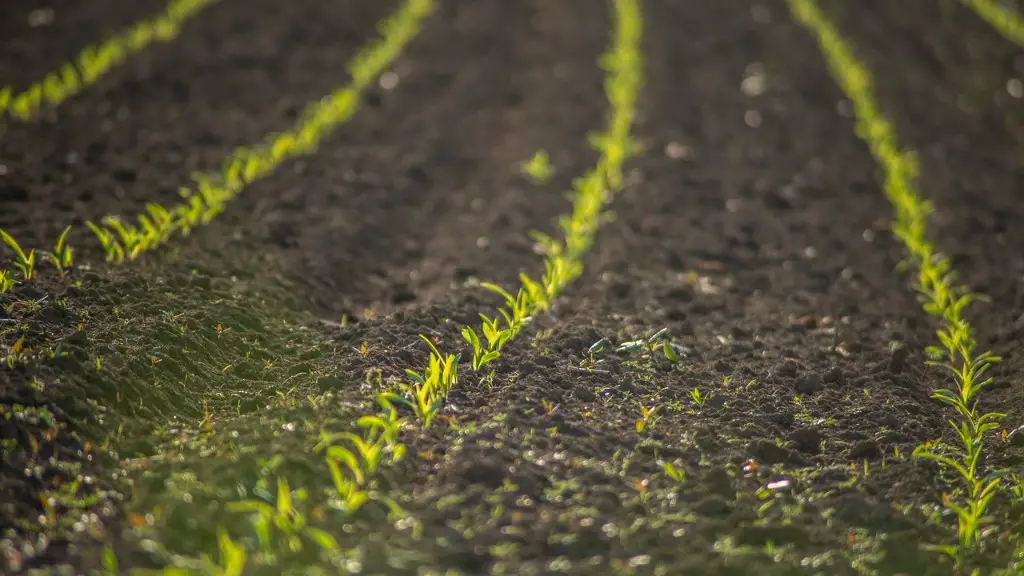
[888,346,910,374]
[794,372,823,394]
[823,366,846,385]
[1008,425,1024,447]
[787,428,823,453]
[849,440,881,460]
[746,439,793,465]
[713,359,731,374]
[775,358,800,377]
[695,495,733,517]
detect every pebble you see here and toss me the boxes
[794,371,824,394]
[848,440,881,460]
[1008,424,1024,447]
[823,366,846,386]
[745,439,793,465]
[787,428,823,453]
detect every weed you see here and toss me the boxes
[0,229,36,280]
[787,0,1007,565]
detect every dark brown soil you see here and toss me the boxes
[1,0,1022,574]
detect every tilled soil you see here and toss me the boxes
[1,0,1022,574]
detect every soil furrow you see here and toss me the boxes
[0,0,397,249]
[319,1,971,574]
[204,0,609,318]
[818,0,1024,481]
[0,0,170,91]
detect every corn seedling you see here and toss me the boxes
[635,403,661,434]
[84,0,435,261]
[661,460,687,483]
[396,335,460,427]
[960,0,1024,48]
[0,269,16,294]
[787,0,1006,564]
[458,0,643,381]
[44,225,74,277]
[0,0,223,122]
[690,386,714,409]
[520,149,555,184]
[225,476,338,559]
[0,229,36,280]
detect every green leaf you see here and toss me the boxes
[304,527,338,551]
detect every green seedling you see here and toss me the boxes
[457,0,642,386]
[45,225,73,277]
[520,149,555,184]
[85,221,125,262]
[0,229,36,280]
[787,0,1009,565]
[635,404,661,434]
[661,460,686,483]
[690,386,714,409]
[0,269,17,294]
[226,477,337,558]
[398,335,459,427]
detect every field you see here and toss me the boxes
[1,0,1024,574]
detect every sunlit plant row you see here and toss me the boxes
[83,0,434,264]
[0,0,224,122]
[786,0,1010,569]
[206,0,644,571]
[459,0,643,380]
[960,0,1024,48]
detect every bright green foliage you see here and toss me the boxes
[45,225,74,277]
[0,0,224,122]
[960,0,1024,48]
[225,477,338,561]
[0,269,16,294]
[787,0,1005,564]
[635,404,661,434]
[0,229,37,280]
[462,0,644,374]
[85,0,436,262]
[397,335,460,427]
[520,149,555,184]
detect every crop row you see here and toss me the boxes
[0,0,224,122]
[159,0,646,571]
[0,0,1022,572]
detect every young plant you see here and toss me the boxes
[0,229,36,280]
[635,404,661,434]
[661,460,686,483]
[398,335,459,427]
[0,269,16,294]
[520,149,555,184]
[785,0,1008,565]
[225,476,338,558]
[45,225,73,277]
[690,386,714,409]
[85,221,125,263]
